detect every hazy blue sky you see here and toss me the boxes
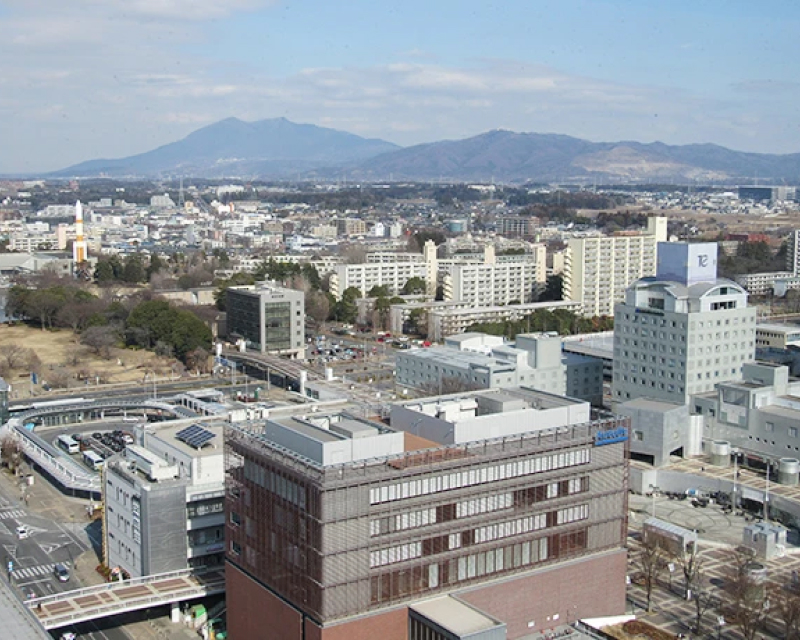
[2,0,800,172]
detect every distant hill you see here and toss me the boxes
[349,130,800,183]
[52,117,400,178]
[52,119,800,183]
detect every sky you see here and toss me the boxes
[2,0,800,173]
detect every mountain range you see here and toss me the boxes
[52,117,800,183]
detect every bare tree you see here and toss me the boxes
[80,326,118,358]
[770,580,800,640]
[24,348,42,376]
[418,376,484,397]
[186,347,210,374]
[634,538,668,613]
[678,549,716,634]
[48,366,73,390]
[0,344,27,369]
[723,546,770,640]
[0,435,22,473]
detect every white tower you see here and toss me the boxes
[72,200,88,263]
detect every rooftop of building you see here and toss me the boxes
[562,331,615,360]
[618,397,686,412]
[396,386,586,416]
[630,276,746,299]
[147,422,225,458]
[398,345,519,371]
[410,596,505,636]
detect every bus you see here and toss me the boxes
[56,435,80,455]
[82,450,104,471]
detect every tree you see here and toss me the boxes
[409,229,445,252]
[723,546,770,640]
[373,296,392,331]
[305,290,331,327]
[634,538,667,613]
[0,344,27,369]
[186,347,210,374]
[147,253,167,280]
[538,274,564,302]
[122,254,146,284]
[94,259,115,284]
[0,435,22,473]
[678,549,716,634]
[770,580,800,640]
[368,285,391,298]
[80,325,119,358]
[407,308,427,337]
[418,375,483,397]
[401,277,426,295]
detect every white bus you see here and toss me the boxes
[56,435,80,455]
[82,450,104,471]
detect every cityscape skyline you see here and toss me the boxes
[2,0,800,173]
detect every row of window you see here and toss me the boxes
[369,477,591,538]
[368,448,592,505]
[369,529,589,605]
[370,502,590,568]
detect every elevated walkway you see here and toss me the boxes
[26,568,225,630]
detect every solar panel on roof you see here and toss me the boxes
[175,425,216,449]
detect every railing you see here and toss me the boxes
[26,568,225,630]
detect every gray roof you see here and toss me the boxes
[410,596,504,635]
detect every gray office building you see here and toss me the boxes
[612,242,756,406]
[226,282,305,357]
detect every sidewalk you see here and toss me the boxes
[0,466,201,640]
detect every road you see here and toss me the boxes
[0,474,130,639]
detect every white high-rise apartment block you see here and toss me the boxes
[440,243,546,306]
[612,242,756,406]
[563,216,667,317]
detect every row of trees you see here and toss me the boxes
[7,278,212,368]
[635,537,800,639]
[466,308,613,339]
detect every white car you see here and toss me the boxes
[16,525,29,539]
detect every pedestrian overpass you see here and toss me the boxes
[26,568,225,630]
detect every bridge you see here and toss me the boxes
[3,398,207,495]
[25,568,225,630]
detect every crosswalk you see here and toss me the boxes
[0,509,26,521]
[12,562,68,580]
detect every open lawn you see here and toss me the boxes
[0,325,183,399]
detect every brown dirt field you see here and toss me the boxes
[0,325,182,400]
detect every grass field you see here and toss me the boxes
[0,325,183,399]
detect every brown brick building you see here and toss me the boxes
[224,392,629,639]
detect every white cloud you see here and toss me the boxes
[0,1,797,172]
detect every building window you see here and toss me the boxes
[765,422,774,433]
[790,427,798,438]
[634,430,644,441]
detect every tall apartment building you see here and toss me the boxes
[495,216,540,239]
[563,216,667,317]
[225,392,629,639]
[335,218,367,237]
[226,282,306,357]
[788,229,800,275]
[612,242,756,406]
[443,261,545,306]
[329,262,429,298]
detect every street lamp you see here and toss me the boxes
[649,484,660,519]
